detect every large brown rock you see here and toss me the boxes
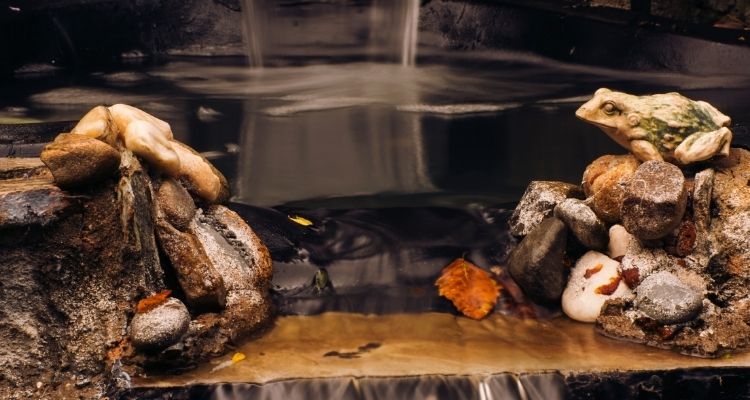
[582,154,640,223]
[155,178,196,231]
[621,160,687,240]
[40,133,121,188]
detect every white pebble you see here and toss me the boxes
[562,251,632,323]
[607,224,634,259]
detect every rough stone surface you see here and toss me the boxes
[554,198,608,250]
[620,239,670,288]
[155,178,196,231]
[582,154,640,223]
[0,152,165,398]
[507,217,568,303]
[563,251,632,323]
[40,133,121,188]
[509,181,583,237]
[635,271,704,324]
[621,160,687,240]
[0,176,70,228]
[130,298,190,350]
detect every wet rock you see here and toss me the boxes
[70,105,118,146]
[620,239,670,288]
[554,198,608,250]
[40,133,121,188]
[621,160,687,240]
[509,181,583,237]
[130,298,190,350]
[607,224,634,260]
[155,178,196,231]
[172,141,230,204]
[582,154,640,223]
[562,251,632,323]
[507,217,568,303]
[635,271,703,324]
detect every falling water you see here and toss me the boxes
[241,0,419,68]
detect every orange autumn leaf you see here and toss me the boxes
[435,258,501,320]
[136,289,172,314]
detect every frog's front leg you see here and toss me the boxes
[674,127,732,164]
[629,139,664,162]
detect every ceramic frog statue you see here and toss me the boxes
[576,88,732,165]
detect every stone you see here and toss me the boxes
[171,141,230,204]
[607,224,634,260]
[507,217,568,303]
[155,178,196,231]
[130,297,190,350]
[692,168,714,234]
[582,154,640,223]
[620,239,670,288]
[0,176,70,229]
[635,271,704,324]
[109,103,173,141]
[554,198,608,250]
[710,148,750,217]
[70,105,118,146]
[712,211,750,278]
[621,160,687,240]
[509,181,583,237]
[40,133,121,188]
[122,119,181,176]
[562,251,632,323]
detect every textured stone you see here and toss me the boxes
[507,217,568,303]
[70,105,118,145]
[130,298,190,350]
[155,178,196,231]
[620,239,670,288]
[0,177,70,228]
[582,154,640,223]
[172,141,230,204]
[635,271,703,324]
[554,198,608,250]
[509,181,583,237]
[40,133,121,188]
[607,224,634,260]
[621,160,687,240]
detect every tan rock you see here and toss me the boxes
[69,106,119,146]
[155,178,196,231]
[171,141,230,204]
[108,103,173,141]
[582,154,640,223]
[40,133,121,189]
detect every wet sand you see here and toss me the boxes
[136,312,750,387]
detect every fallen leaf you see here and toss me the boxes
[289,215,313,226]
[436,258,501,320]
[232,352,246,363]
[136,290,172,314]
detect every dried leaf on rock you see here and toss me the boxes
[289,215,313,226]
[436,258,501,320]
[136,289,172,314]
[232,352,246,363]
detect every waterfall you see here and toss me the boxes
[241,0,420,68]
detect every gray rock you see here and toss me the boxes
[130,297,190,350]
[620,240,670,288]
[621,160,687,240]
[508,217,568,303]
[509,181,584,237]
[635,271,703,324]
[554,198,608,250]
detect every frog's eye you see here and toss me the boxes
[601,101,618,115]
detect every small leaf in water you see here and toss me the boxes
[436,258,501,320]
[289,215,313,226]
[232,352,246,363]
[136,290,172,314]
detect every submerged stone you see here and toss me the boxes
[507,217,568,303]
[509,181,583,237]
[621,160,687,240]
[554,198,608,251]
[635,271,703,324]
[130,297,190,350]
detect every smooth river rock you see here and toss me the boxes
[635,271,703,324]
[509,181,583,237]
[562,251,632,323]
[507,217,568,303]
[40,133,121,189]
[621,160,687,240]
[130,297,190,350]
[554,198,608,251]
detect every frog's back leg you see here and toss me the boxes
[630,139,664,162]
[695,100,731,127]
[674,127,732,164]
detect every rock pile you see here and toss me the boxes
[508,91,750,357]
